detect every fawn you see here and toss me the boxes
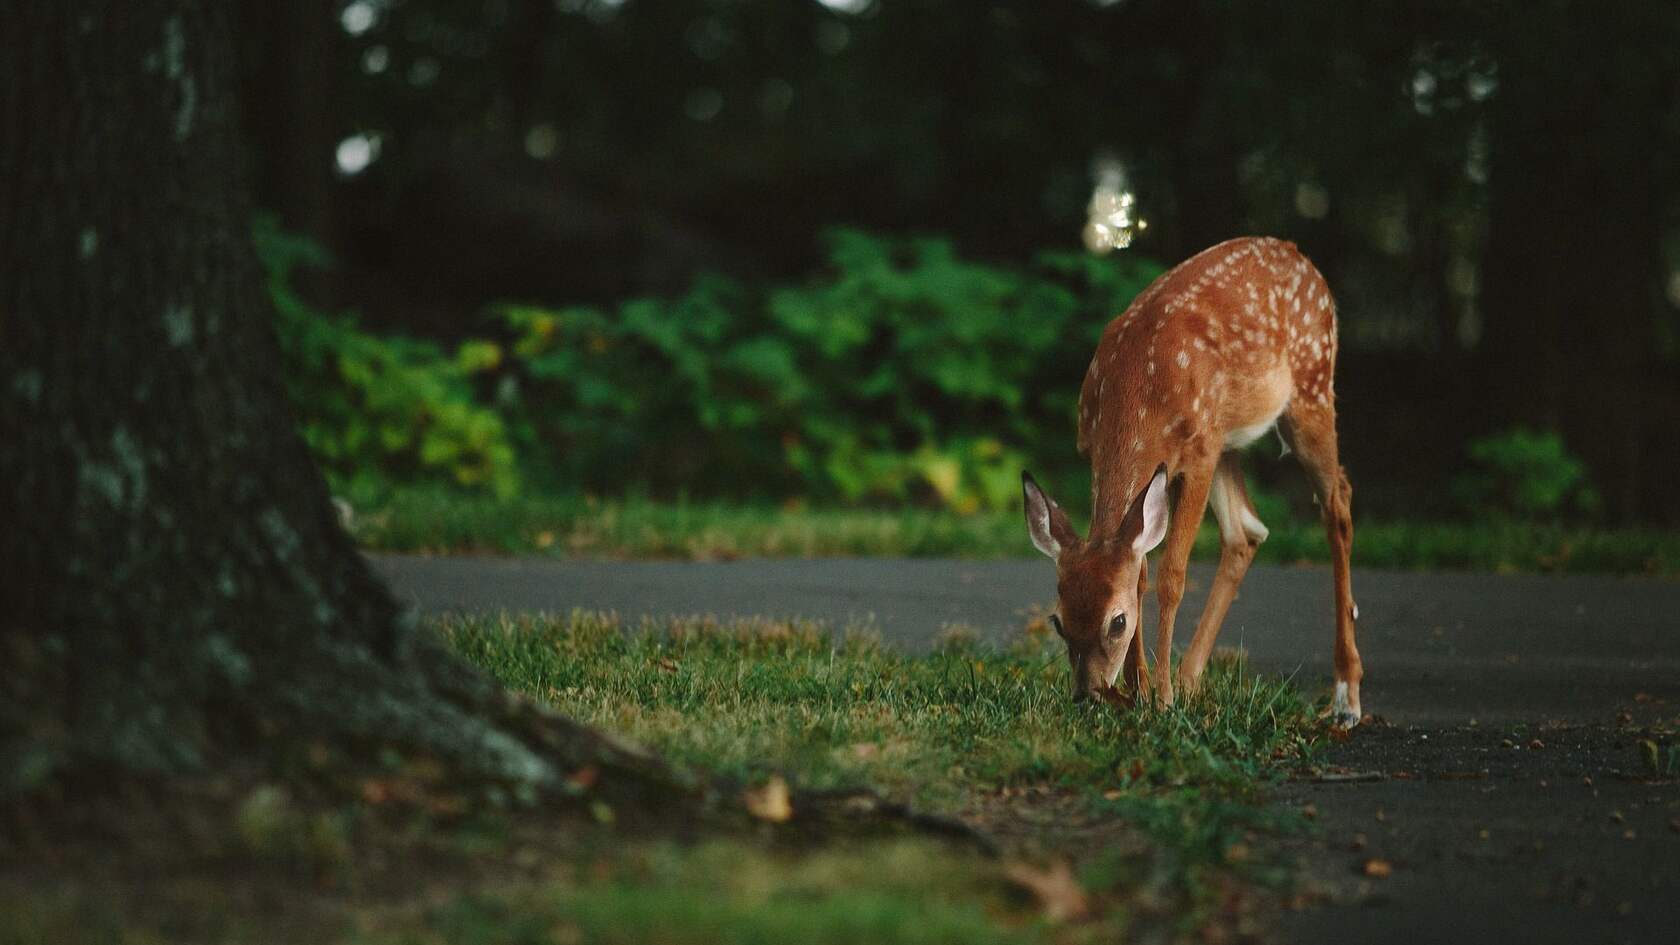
[1022,236,1363,728]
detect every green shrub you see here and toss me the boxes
[1451,427,1598,521]
[493,229,1163,511]
[256,217,519,499]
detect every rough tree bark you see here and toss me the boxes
[0,0,678,803]
[0,4,992,852]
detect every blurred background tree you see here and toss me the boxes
[240,0,1680,524]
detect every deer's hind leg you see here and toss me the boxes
[1282,402,1363,728]
[1177,451,1268,693]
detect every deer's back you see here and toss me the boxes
[1077,237,1338,474]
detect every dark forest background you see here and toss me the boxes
[238,0,1680,525]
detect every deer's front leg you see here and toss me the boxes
[1151,456,1216,706]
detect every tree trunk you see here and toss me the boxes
[0,0,656,799]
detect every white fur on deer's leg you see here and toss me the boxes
[1330,680,1362,729]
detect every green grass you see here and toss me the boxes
[1,615,1319,944]
[442,613,1319,812]
[395,612,1327,943]
[351,489,1680,575]
[357,840,1035,945]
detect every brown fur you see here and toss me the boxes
[1028,237,1364,721]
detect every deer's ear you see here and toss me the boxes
[1022,471,1078,560]
[1128,464,1171,556]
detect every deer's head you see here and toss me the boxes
[1021,466,1169,703]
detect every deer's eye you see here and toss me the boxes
[1108,613,1127,638]
[1049,614,1066,637]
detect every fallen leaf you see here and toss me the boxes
[568,765,599,791]
[1529,738,1546,750]
[1005,860,1089,922]
[743,776,793,822]
[533,530,556,550]
[1362,858,1393,878]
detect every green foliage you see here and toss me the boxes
[493,229,1163,511]
[255,220,1161,513]
[1452,427,1599,520]
[256,217,519,499]
[411,842,1026,945]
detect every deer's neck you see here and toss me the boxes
[1089,437,1170,542]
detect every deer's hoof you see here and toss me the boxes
[1327,680,1362,730]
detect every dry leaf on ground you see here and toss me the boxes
[1005,859,1089,922]
[743,775,793,822]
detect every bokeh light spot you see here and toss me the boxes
[335,133,381,176]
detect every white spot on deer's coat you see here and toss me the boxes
[1318,294,1330,310]
[1146,361,1155,375]
[1176,350,1189,369]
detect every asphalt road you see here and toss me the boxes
[371,554,1680,943]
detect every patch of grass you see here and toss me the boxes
[358,839,1036,945]
[429,612,1321,939]
[2,615,1315,944]
[442,612,1319,813]
[351,491,1022,559]
[352,490,1680,575]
